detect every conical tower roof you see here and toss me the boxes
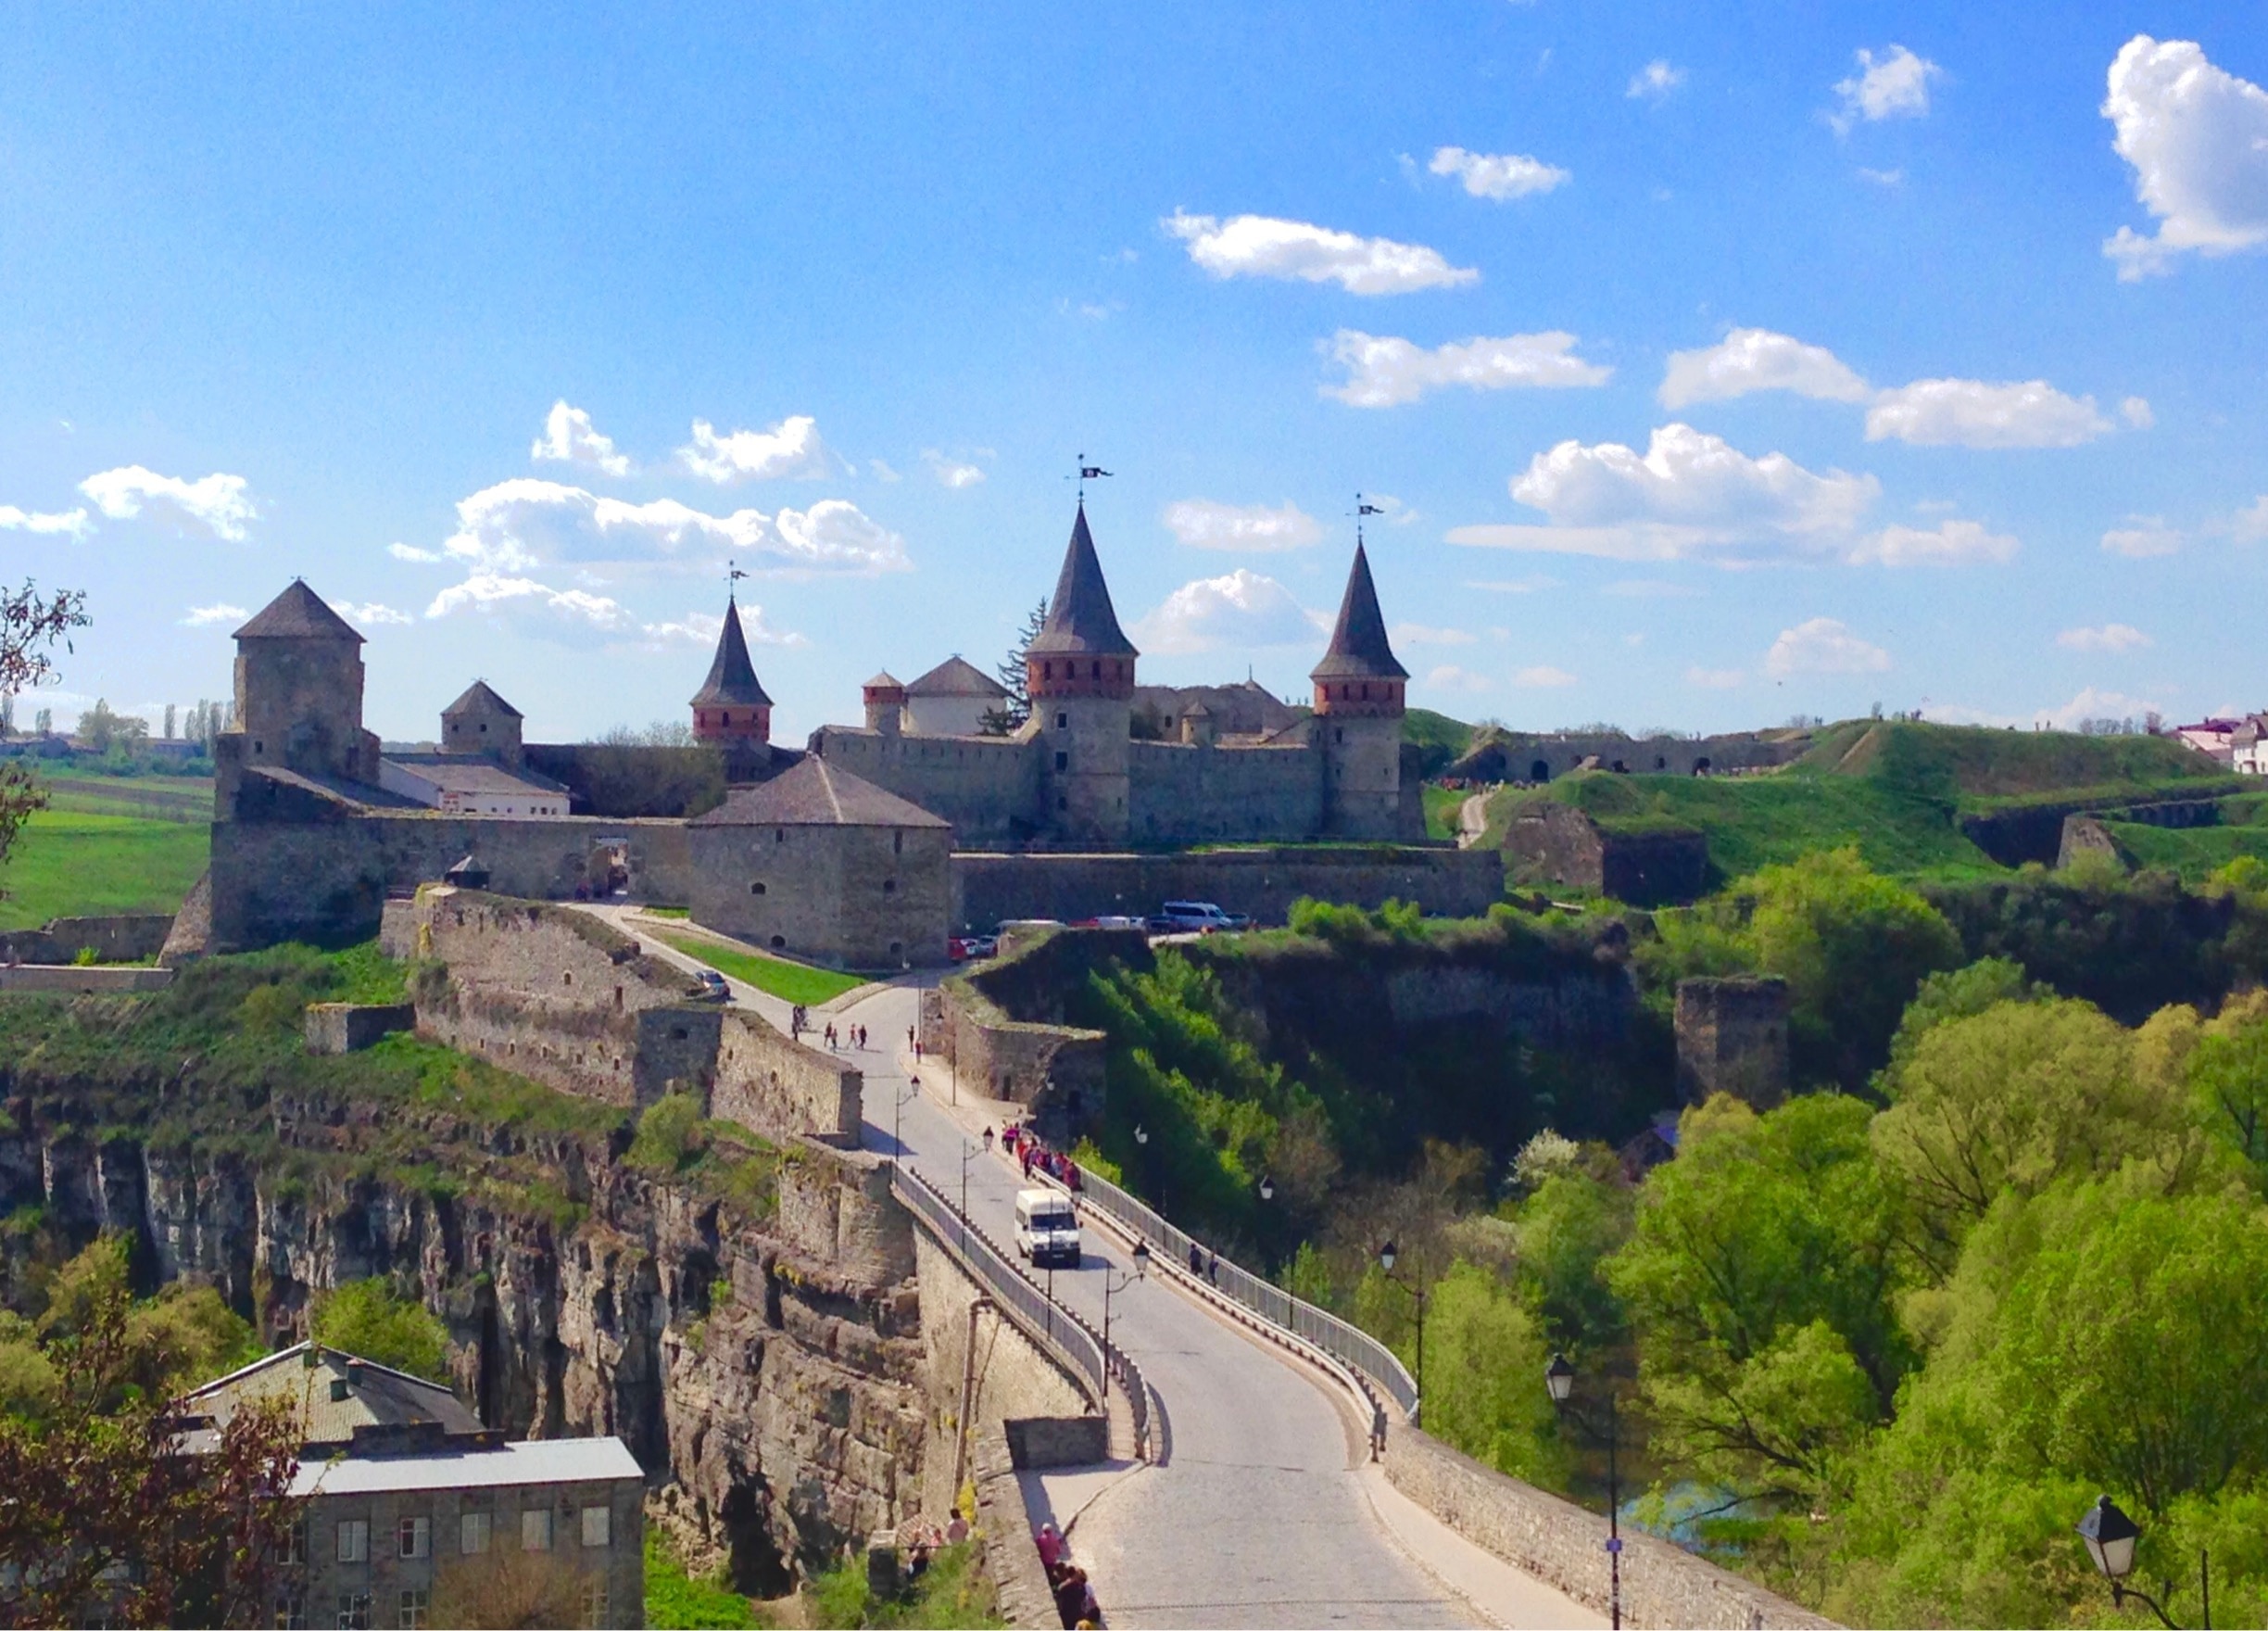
[689,599,773,708]
[234,580,363,643]
[1027,505,1137,658]
[443,680,522,719]
[1310,543,1407,681]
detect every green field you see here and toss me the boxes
[0,809,210,929]
[1422,782,1468,841]
[652,928,866,1005]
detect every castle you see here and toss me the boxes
[195,504,1478,966]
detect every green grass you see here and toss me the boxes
[2097,818,2268,883]
[1799,717,2224,801]
[805,1541,1001,1629]
[1403,707,1475,778]
[641,905,691,919]
[37,768,213,819]
[644,1533,763,1629]
[653,929,866,1005]
[0,809,209,929]
[1422,783,1468,841]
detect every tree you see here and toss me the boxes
[427,1547,585,1629]
[162,703,176,740]
[1414,1261,1570,1486]
[982,597,1047,735]
[0,582,88,882]
[32,707,50,736]
[0,1256,300,1627]
[2183,991,2268,1173]
[309,1279,449,1381]
[77,699,149,753]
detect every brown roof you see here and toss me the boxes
[1310,543,1408,681]
[906,655,1010,699]
[863,671,905,691]
[691,755,949,828]
[181,1342,485,1452]
[689,598,773,709]
[1027,505,1137,658]
[443,680,522,719]
[234,581,364,643]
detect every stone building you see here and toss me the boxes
[812,507,1427,847]
[1673,976,1792,1108]
[182,1342,644,1630]
[689,756,952,968]
[901,657,1012,738]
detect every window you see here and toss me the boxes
[460,1512,491,1555]
[275,1595,307,1629]
[1056,713,1067,729]
[721,712,729,726]
[581,1505,611,1549]
[336,1520,369,1563]
[882,879,896,894]
[282,1520,308,1566]
[397,1516,429,1560]
[1054,752,1067,772]
[769,935,785,949]
[522,1509,554,1551]
[397,1589,429,1630]
[892,831,901,854]
[583,1578,610,1628]
[335,1593,371,1630]
[775,828,785,843]
[750,881,766,894]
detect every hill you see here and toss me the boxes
[1402,707,1474,778]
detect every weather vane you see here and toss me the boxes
[1071,454,1114,503]
[726,558,748,596]
[1352,492,1385,544]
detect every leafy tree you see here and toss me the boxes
[0,1253,300,1627]
[1414,1261,1570,1486]
[982,597,1047,735]
[1606,1094,1913,1506]
[309,1278,449,1382]
[428,1544,584,1629]
[1510,1165,1633,1351]
[76,698,149,752]
[0,580,90,880]
[2183,991,2268,1173]
[1878,956,2048,1080]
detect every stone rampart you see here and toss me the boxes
[1453,727,1812,784]
[951,845,1499,931]
[1125,737,1324,844]
[0,966,173,994]
[1002,1415,1109,1469]
[968,1427,1058,1629]
[2058,814,2130,870]
[0,913,175,966]
[928,928,1143,1143]
[778,1143,917,1288]
[813,729,1040,849]
[1381,964,1635,1047]
[1385,1425,1835,1628]
[1675,976,1791,1108]
[1958,786,2241,866]
[303,1002,414,1054]
[714,1011,863,1145]
[1504,799,1708,906]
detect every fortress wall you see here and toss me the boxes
[1126,739,1325,845]
[690,823,952,970]
[813,728,1039,848]
[951,845,1501,931]
[208,813,697,952]
[777,1143,917,1288]
[1459,730,1809,784]
[0,914,176,966]
[714,1010,863,1145]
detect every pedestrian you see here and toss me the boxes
[906,1024,914,1052]
[914,1036,924,1063]
[825,1023,837,1050]
[1188,1241,1203,1275]
[983,1125,995,1153]
[1021,1145,1035,1180]
[1035,1524,1064,1573]
[1207,1249,1219,1286]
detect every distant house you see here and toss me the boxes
[2233,716,2268,777]
[1617,1113,1682,1183]
[180,1342,645,1630]
[900,656,1013,738]
[2177,717,2242,767]
[379,755,572,817]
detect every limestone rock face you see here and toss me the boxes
[0,1121,929,1587]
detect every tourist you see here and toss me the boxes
[1207,1249,1219,1286]
[1021,1144,1036,1180]
[1034,1524,1064,1573]
[1188,1241,1203,1275]
[983,1125,995,1153]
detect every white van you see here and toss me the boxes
[1014,1188,1082,1268]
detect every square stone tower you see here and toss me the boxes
[216,581,382,804]
[1026,504,1137,845]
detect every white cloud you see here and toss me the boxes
[425,573,639,638]
[1514,664,1577,688]
[335,601,413,627]
[2057,623,2151,653]
[1428,146,1570,200]
[2101,516,2183,558]
[530,401,631,477]
[1463,575,1558,594]
[2101,36,2268,278]
[1865,379,2111,448]
[868,459,902,483]
[1165,209,1478,296]
[1766,618,1890,677]
[2121,396,2155,429]
[438,478,909,576]
[1425,664,1494,692]
[1325,329,1610,407]
[0,504,92,539]
[1392,623,1475,646]
[78,466,255,541]
[1926,687,2167,731]
[641,607,805,649]
[1657,328,1871,409]
[923,450,987,489]
[1858,166,1906,187]
[1686,665,1746,689]
[1362,492,1420,526]
[2232,497,2268,542]
[676,415,834,483]
[1833,45,1942,134]
[1602,578,1701,598]
[1849,518,2019,566]
[1161,499,1322,551]
[180,603,248,626]
[1130,570,1323,655]
[388,542,445,563]
[1627,60,1685,101]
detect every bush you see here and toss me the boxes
[309,1278,449,1381]
[629,1093,709,1174]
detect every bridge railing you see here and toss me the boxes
[889,1162,1151,1460]
[1062,1163,1420,1425]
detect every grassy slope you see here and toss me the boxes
[1421,783,1467,840]
[1403,708,1474,779]
[652,929,866,1005]
[0,810,210,929]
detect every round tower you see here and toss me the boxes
[1027,504,1137,844]
[690,597,773,746]
[863,671,905,736]
[1311,542,1409,839]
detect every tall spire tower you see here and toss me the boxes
[689,593,773,747]
[1027,503,1138,841]
[1311,537,1411,837]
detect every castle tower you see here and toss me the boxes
[863,671,905,736]
[689,597,773,747]
[1311,543,1409,838]
[220,581,382,797]
[440,680,524,768]
[1026,504,1137,843]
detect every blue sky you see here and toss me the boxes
[4,2,2265,744]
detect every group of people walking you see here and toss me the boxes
[1034,1523,1102,1627]
[1001,1122,1083,1191]
[786,1004,871,1053]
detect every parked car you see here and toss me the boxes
[1150,901,1251,935]
[949,934,1000,962]
[1014,1188,1082,1267]
[692,968,731,1002]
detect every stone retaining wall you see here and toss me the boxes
[0,913,175,966]
[1385,1425,1836,1629]
[969,1427,1058,1629]
[714,1010,863,1145]
[303,1002,414,1054]
[0,966,174,993]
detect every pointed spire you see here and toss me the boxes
[1311,543,1407,681]
[689,597,773,708]
[1028,504,1138,658]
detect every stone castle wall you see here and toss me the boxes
[0,913,175,966]
[951,845,1501,932]
[689,821,953,970]
[812,730,1039,848]
[715,1014,863,1147]
[1674,976,1792,1108]
[1455,728,1811,784]
[1504,801,1709,906]
[1126,737,1326,844]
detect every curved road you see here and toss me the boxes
[594,911,1598,1629]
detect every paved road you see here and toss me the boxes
[592,910,1597,1629]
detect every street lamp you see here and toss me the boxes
[1257,1174,1274,1202]
[1544,1351,1622,1631]
[1099,1241,1150,1400]
[1376,1240,1426,1428]
[893,1080,919,1160]
[2076,1495,2200,1630]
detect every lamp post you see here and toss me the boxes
[1257,1175,1274,1202]
[1099,1241,1150,1400]
[893,1081,919,1161]
[1134,1122,1161,1211]
[1376,1240,1427,1428]
[960,1141,976,1252]
[1544,1352,1622,1631]
[2076,1495,2203,1630]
